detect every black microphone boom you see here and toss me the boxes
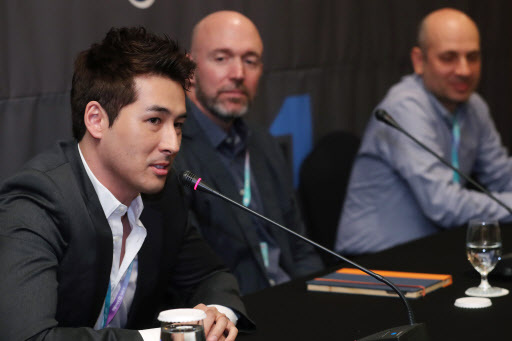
[374,109,512,215]
[180,170,428,341]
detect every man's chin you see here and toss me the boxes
[211,104,248,120]
[140,181,167,195]
[438,91,473,110]
[450,94,472,105]
[451,86,476,102]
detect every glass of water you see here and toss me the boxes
[158,309,207,341]
[465,219,509,297]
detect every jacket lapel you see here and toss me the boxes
[63,142,114,326]
[127,191,164,326]
[247,132,291,261]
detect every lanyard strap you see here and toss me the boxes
[260,241,269,268]
[451,114,460,184]
[102,260,134,328]
[242,151,251,207]
[241,151,270,267]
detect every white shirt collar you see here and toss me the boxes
[77,144,143,220]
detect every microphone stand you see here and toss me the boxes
[181,170,429,341]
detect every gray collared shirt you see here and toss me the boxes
[336,74,512,255]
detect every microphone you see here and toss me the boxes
[180,170,428,341]
[374,109,512,215]
[375,109,400,128]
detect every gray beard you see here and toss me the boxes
[195,82,249,122]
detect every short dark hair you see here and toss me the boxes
[71,26,195,140]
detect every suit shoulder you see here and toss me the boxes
[0,152,78,257]
[246,121,281,151]
[18,141,76,177]
[0,141,81,225]
[247,120,272,137]
[1,141,77,193]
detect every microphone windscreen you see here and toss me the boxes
[180,170,198,188]
[179,170,217,194]
[375,109,389,123]
[375,109,399,129]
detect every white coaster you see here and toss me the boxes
[454,297,492,309]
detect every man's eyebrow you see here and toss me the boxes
[211,48,232,54]
[146,106,187,119]
[210,49,261,58]
[244,51,261,57]
[146,105,171,114]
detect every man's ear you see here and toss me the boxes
[410,47,425,75]
[84,101,109,139]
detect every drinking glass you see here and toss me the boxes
[465,219,509,297]
[158,308,207,341]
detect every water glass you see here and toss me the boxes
[465,219,509,297]
[158,308,207,341]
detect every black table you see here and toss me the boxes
[240,226,512,340]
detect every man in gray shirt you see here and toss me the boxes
[336,8,512,255]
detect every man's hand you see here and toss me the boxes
[194,304,238,341]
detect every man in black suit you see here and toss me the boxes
[174,11,323,295]
[0,27,249,341]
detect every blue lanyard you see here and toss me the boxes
[242,151,251,207]
[102,260,134,328]
[451,114,460,184]
[241,151,269,268]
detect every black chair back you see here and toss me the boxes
[298,131,360,265]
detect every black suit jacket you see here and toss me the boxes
[0,141,248,341]
[174,105,323,295]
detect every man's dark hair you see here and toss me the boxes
[71,26,196,140]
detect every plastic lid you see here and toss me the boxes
[158,309,207,323]
[454,297,492,309]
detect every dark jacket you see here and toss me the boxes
[0,141,248,340]
[174,104,323,295]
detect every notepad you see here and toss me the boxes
[307,268,452,299]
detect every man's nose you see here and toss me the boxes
[229,58,245,80]
[455,57,471,76]
[160,126,180,156]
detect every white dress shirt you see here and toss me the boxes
[78,146,147,330]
